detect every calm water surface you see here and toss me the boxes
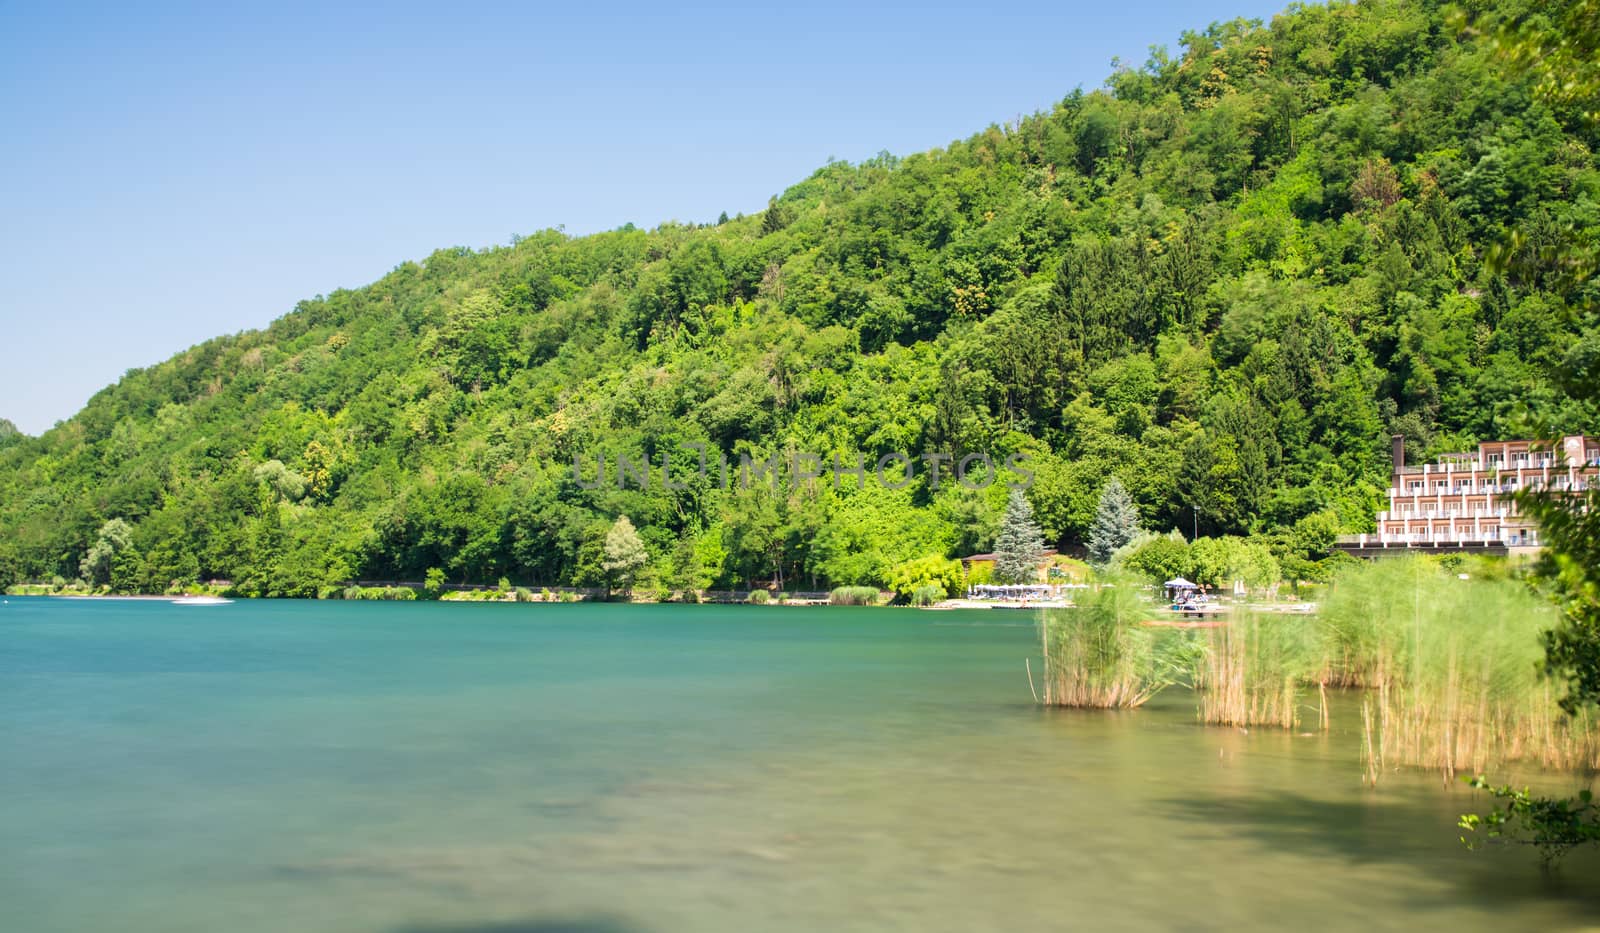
[3,597,1597,932]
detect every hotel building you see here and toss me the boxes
[1335,434,1599,557]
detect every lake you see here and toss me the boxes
[2,596,1597,932]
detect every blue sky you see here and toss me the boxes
[0,0,1290,435]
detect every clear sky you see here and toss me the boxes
[0,0,1290,435]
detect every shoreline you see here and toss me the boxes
[10,590,1060,611]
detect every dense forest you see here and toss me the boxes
[1,0,1596,597]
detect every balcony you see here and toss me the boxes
[1382,507,1511,520]
[1336,529,1537,548]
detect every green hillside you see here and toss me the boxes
[2,0,1596,596]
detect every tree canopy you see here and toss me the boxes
[0,0,1596,596]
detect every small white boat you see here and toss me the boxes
[170,596,233,606]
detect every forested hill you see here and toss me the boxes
[2,0,1596,596]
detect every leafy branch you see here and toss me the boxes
[1459,776,1600,867]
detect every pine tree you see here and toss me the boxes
[602,515,649,595]
[993,491,1045,584]
[1088,477,1142,565]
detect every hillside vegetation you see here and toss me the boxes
[1,0,1596,596]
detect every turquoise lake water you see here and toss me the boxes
[2,596,1597,932]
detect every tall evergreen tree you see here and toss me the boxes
[1088,477,1142,565]
[993,491,1045,584]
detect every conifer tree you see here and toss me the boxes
[1088,477,1142,565]
[993,491,1045,584]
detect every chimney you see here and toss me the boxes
[1392,434,1406,476]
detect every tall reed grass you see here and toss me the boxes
[1321,559,1600,780]
[1038,583,1199,708]
[1033,558,1599,779]
[1197,609,1324,730]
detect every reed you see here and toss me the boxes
[1197,609,1322,729]
[1038,583,1198,709]
[1324,558,1600,780]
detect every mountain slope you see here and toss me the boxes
[1,0,1596,595]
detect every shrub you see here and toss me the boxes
[887,554,963,602]
[829,586,880,606]
[747,589,770,605]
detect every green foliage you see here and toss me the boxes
[885,554,962,602]
[1516,333,1600,714]
[253,460,307,503]
[1187,536,1280,593]
[1520,473,1600,714]
[601,514,649,593]
[331,585,417,600]
[1114,530,1190,583]
[79,519,133,588]
[423,567,445,599]
[1460,779,1600,867]
[0,0,1596,594]
[746,589,770,605]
